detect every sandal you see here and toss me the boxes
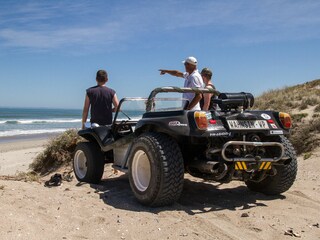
[44,173,62,187]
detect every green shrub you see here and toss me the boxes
[30,129,83,175]
[303,152,312,160]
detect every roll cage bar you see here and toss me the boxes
[145,86,219,112]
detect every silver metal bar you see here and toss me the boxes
[146,87,220,111]
[122,142,134,168]
[221,141,285,162]
[101,134,135,152]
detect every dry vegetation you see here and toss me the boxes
[254,79,320,154]
[30,129,83,175]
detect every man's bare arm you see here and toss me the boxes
[82,94,90,129]
[159,69,184,78]
[186,93,202,110]
[202,93,213,111]
[112,93,119,112]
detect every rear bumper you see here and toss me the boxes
[221,141,284,162]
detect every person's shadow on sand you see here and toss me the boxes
[86,174,285,214]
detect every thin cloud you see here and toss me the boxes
[0,23,123,49]
[0,0,320,52]
[0,1,133,52]
[144,0,320,43]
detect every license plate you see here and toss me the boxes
[227,120,269,129]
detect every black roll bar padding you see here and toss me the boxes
[212,98,246,110]
[218,92,254,110]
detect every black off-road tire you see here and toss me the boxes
[128,132,184,207]
[245,136,297,195]
[73,142,105,184]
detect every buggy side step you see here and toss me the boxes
[112,164,128,173]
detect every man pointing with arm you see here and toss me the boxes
[159,56,204,110]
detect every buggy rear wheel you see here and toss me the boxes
[128,132,184,207]
[245,136,297,195]
[73,142,105,184]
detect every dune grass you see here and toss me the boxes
[290,118,320,154]
[254,80,320,112]
[30,129,83,175]
[254,79,320,155]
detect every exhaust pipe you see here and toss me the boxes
[189,161,228,180]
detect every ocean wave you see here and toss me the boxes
[0,128,69,137]
[0,119,81,125]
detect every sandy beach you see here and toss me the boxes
[0,138,46,175]
[0,138,319,240]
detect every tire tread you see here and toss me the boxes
[129,132,184,206]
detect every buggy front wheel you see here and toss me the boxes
[73,142,105,184]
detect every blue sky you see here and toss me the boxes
[0,0,319,109]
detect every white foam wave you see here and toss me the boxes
[0,129,68,137]
[117,117,142,121]
[0,119,81,124]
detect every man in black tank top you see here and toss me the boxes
[81,70,119,129]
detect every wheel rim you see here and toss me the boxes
[74,150,87,179]
[132,150,151,192]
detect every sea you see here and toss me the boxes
[0,107,147,142]
[0,107,82,141]
[0,99,184,142]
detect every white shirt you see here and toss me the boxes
[183,69,204,110]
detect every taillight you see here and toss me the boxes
[279,112,292,129]
[194,111,208,130]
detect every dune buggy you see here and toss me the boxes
[73,87,297,206]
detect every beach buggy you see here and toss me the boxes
[73,87,297,207]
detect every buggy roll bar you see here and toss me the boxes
[113,97,147,123]
[146,86,220,112]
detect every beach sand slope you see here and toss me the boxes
[0,139,45,175]
[0,144,319,240]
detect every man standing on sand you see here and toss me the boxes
[82,70,119,129]
[159,56,204,110]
